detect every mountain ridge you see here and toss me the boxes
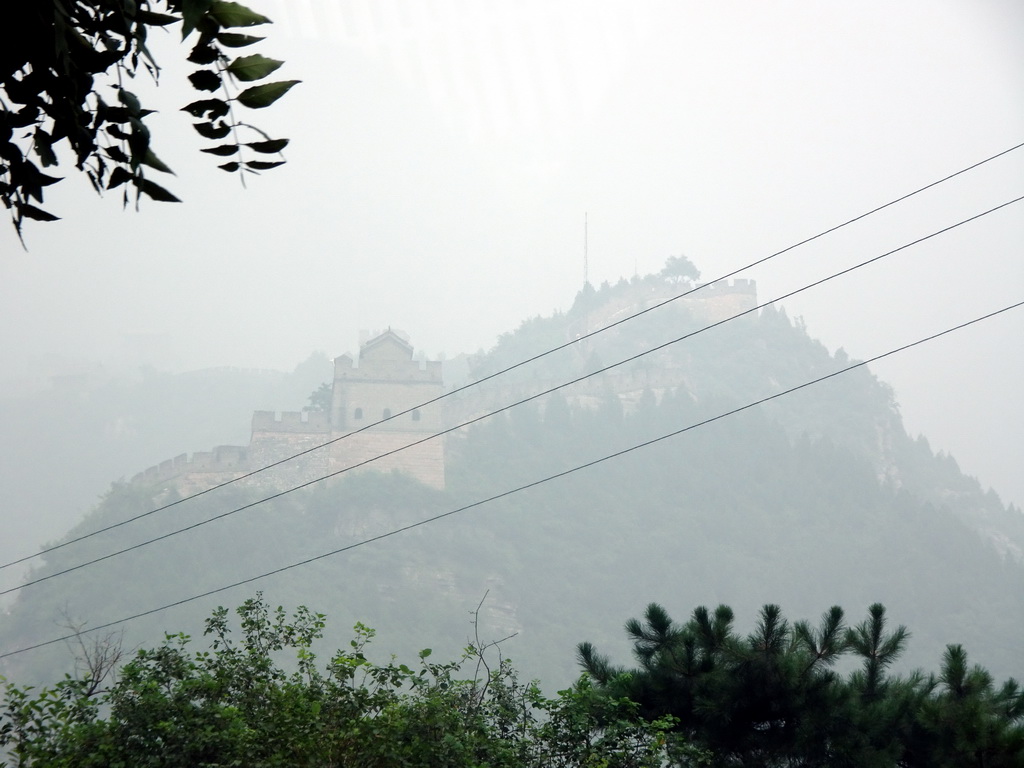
[2,261,1021,691]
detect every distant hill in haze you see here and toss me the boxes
[0,354,333,591]
[3,264,1022,691]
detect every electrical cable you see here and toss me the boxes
[3,192,1020,598]
[2,297,1019,661]
[1,140,1020,574]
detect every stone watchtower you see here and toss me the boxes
[328,330,445,488]
[133,330,447,494]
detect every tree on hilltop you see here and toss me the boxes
[660,254,700,285]
[304,381,332,412]
[1,0,297,239]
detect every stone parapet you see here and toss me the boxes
[132,445,249,487]
[251,410,331,433]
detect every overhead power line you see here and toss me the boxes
[1,141,1020,575]
[2,297,1020,661]
[3,192,1020,598]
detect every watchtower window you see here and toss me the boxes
[383,408,392,419]
[412,409,421,421]
[353,407,363,420]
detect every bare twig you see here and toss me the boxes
[58,608,125,697]
[467,591,519,709]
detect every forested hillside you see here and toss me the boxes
[2,273,1022,694]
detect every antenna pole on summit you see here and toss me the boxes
[584,212,589,286]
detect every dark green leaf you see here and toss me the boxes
[102,107,133,124]
[16,203,60,222]
[236,80,300,109]
[218,162,240,172]
[193,121,232,139]
[182,0,214,38]
[188,70,222,92]
[201,144,240,156]
[107,124,131,140]
[137,10,180,26]
[209,1,271,28]
[128,118,151,162]
[2,74,38,105]
[105,146,130,163]
[244,160,284,170]
[70,44,123,75]
[33,129,58,167]
[118,89,142,115]
[39,173,62,188]
[10,104,41,129]
[182,99,230,119]
[135,177,182,202]
[217,32,264,47]
[245,138,288,153]
[227,54,283,82]
[106,167,133,189]
[187,41,221,65]
[142,149,174,174]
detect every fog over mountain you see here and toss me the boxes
[1,2,1022,514]
[1,1,1022,700]
[1,266,1022,695]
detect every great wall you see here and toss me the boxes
[132,276,757,495]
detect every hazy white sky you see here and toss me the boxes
[2,1,1022,504]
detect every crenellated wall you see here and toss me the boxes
[132,445,250,494]
[251,410,332,433]
[132,284,755,499]
[569,277,757,341]
[134,330,447,497]
[687,278,758,322]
